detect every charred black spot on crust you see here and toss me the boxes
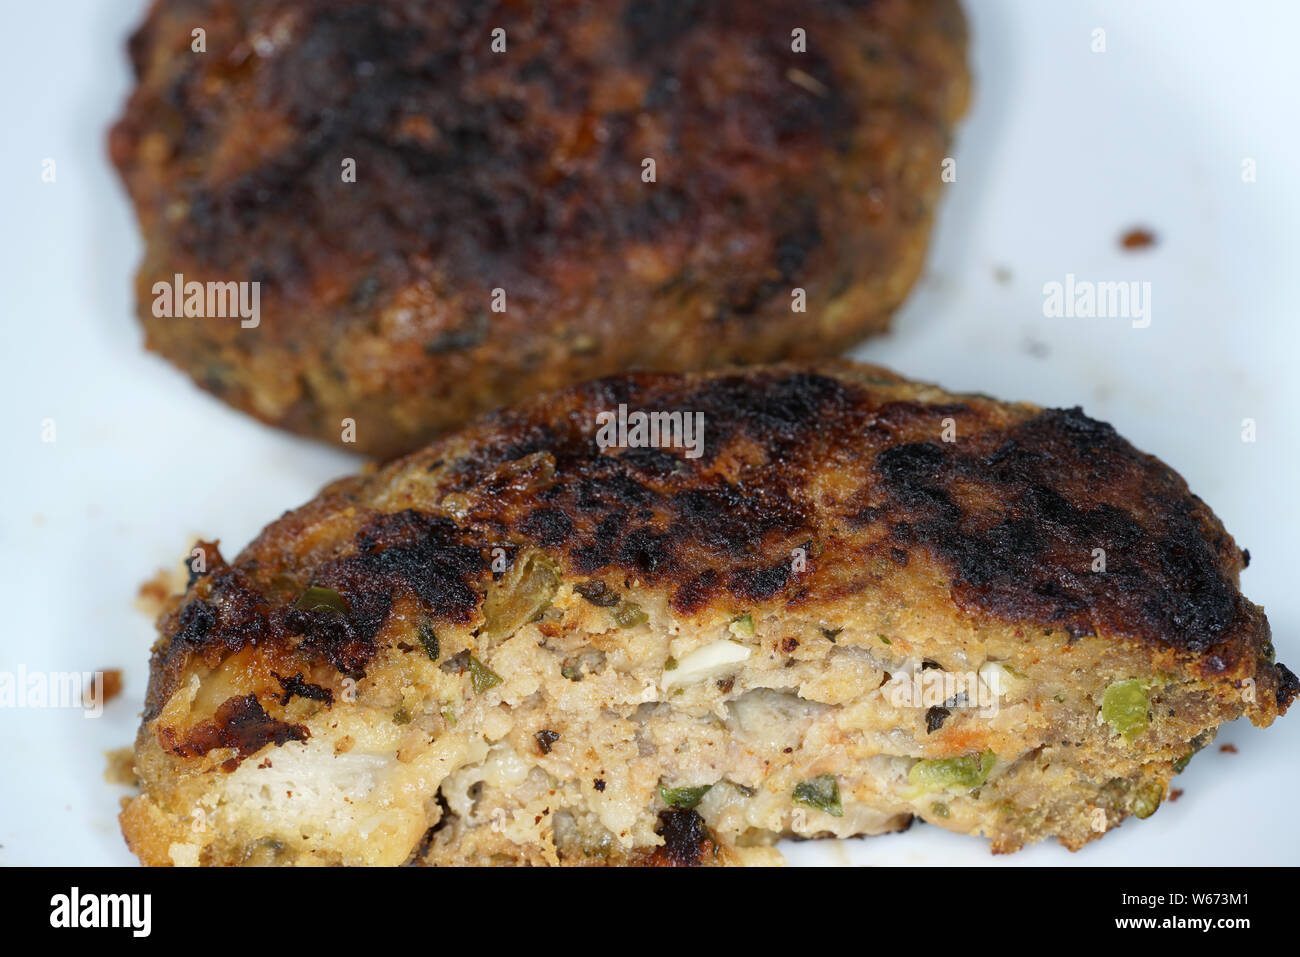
[272,672,334,707]
[617,527,673,575]
[619,446,685,477]
[671,485,805,556]
[145,562,276,721]
[1276,664,1299,711]
[349,510,485,621]
[170,569,272,661]
[682,372,864,461]
[535,729,560,755]
[444,372,848,612]
[284,601,388,681]
[775,211,823,282]
[173,597,219,651]
[147,510,487,706]
[165,694,308,764]
[519,507,573,547]
[673,570,720,615]
[623,0,705,57]
[647,809,714,867]
[722,204,824,317]
[293,510,486,676]
[876,408,1249,653]
[306,512,486,676]
[729,562,791,603]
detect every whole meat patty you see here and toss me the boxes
[109,0,970,458]
[120,361,1295,866]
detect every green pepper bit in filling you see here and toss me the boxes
[468,656,502,694]
[660,785,712,810]
[1173,730,1213,773]
[908,751,996,794]
[1101,679,1148,743]
[418,621,440,661]
[480,551,560,642]
[613,600,648,629]
[792,774,843,817]
[729,613,755,638]
[295,585,349,616]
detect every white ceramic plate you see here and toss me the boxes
[1,0,1296,866]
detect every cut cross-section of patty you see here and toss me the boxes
[120,362,1295,865]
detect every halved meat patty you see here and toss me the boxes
[109,0,970,458]
[121,362,1295,865]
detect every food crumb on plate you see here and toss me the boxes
[1119,227,1157,250]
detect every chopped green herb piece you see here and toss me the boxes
[468,656,502,694]
[931,802,950,818]
[878,635,892,645]
[1102,679,1148,742]
[295,585,348,616]
[792,774,843,817]
[663,656,678,671]
[393,707,411,725]
[613,601,648,629]
[908,751,996,793]
[481,551,560,642]
[418,621,440,661]
[820,627,842,642]
[1173,730,1212,773]
[560,662,583,682]
[574,580,620,607]
[660,785,712,810]
[729,613,755,638]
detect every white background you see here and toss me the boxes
[0,1,1296,866]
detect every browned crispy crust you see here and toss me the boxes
[109,0,970,458]
[141,361,1294,731]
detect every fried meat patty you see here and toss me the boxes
[120,362,1296,865]
[109,0,969,458]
